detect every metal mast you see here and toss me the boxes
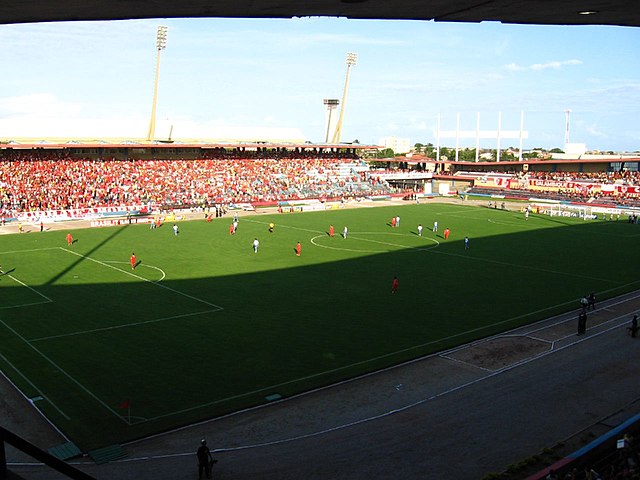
[331,52,357,144]
[564,109,571,147]
[147,26,168,141]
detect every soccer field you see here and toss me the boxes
[1,202,639,450]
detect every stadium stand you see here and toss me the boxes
[0,151,394,217]
[459,170,640,207]
[527,412,640,479]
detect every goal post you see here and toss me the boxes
[539,203,592,219]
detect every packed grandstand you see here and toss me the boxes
[0,150,392,217]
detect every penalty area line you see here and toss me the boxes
[430,249,622,284]
[1,273,53,304]
[0,351,70,420]
[0,318,128,423]
[30,309,223,342]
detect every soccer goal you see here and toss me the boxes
[546,203,592,219]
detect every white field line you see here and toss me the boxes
[242,218,324,235]
[103,261,166,282]
[487,218,531,227]
[3,274,53,302]
[0,247,61,255]
[59,247,223,310]
[30,309,222,342]
[429,248,622,284]
[0,299,53,310]
[0,318,128,423]
[310,233,439,254]
[0,352,70,420]
[435,208,488,216]
[0,247,56,308]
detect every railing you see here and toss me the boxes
[0,427,95,480]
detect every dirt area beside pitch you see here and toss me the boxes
[445,336,552,371]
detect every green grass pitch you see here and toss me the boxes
[1,202,639,450]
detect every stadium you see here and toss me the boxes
[2,3,640,480]
[2,138,640,479]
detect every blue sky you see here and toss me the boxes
[0,18,638,151]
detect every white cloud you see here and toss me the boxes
[585,123,606,137]
[505,63,525,72]
[0,93,81,117]
[0,93,306,141]
[505,59,582,72]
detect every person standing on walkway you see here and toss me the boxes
[587,292,596,310]
[197,439,214,479]
[628,314,638,338]
[580,295,589,313]
[577,310,587,335]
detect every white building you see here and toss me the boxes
[378,136,411,154]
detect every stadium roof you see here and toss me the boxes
[0,140,374,150]
[2,0,639,28]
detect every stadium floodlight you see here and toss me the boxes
[564,109,572,147]
[147,26,168,141]
[323,99,339,143]
[331,52,357,144]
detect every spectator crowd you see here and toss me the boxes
[0,152,392,216]
[466,170,640,207]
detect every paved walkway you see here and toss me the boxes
[4,288,640,479]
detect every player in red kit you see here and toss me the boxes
[444,228,450,240]
[66,233,73,246]
[329,225,335,237]
[392,276,399,294]
[229,223,235,235]
[295,242,301,257]
[130,253,137,270]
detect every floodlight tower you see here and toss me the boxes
[331,52,357,144]
[564,109,571,147]
[323,99,339,143]
[146,25,168,141]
